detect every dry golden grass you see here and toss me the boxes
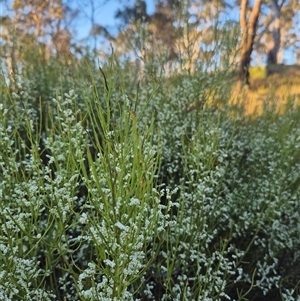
[229,64,300,116]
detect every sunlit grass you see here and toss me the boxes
[229,64,300,116]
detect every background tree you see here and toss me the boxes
[238,0,263,85]
[1,0,299,83]
[253,0,300,67]
[0,0,77,76]
[113,0,237,75]
[113,0,183,78]
[266,0,282,65]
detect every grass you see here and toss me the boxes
[229,64,300,116]
[0,49,300,301]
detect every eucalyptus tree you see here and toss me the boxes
[238,0,263,85]
[113,0,234,75]
[1,0,77,72]
[266,0,283,65]
[255,0,300,66]
[113,0,183,76]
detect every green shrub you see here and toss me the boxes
[0,50,299,301]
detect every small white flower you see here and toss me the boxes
[104,259,116,269]
[129,198,140,206]
[115,221,127,231]
[79,213,88,224]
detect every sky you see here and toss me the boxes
[72,0,155,42]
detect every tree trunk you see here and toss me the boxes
[239,0,263,86]
[267,0,281,65]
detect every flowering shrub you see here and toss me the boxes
[0,55,299,301]
[0,83,172,300]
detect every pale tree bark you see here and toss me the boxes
[239,0,263,85]
[267,0,282,66]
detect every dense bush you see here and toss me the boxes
[0,52,299,301]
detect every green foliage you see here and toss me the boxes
[0,42,300,301]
